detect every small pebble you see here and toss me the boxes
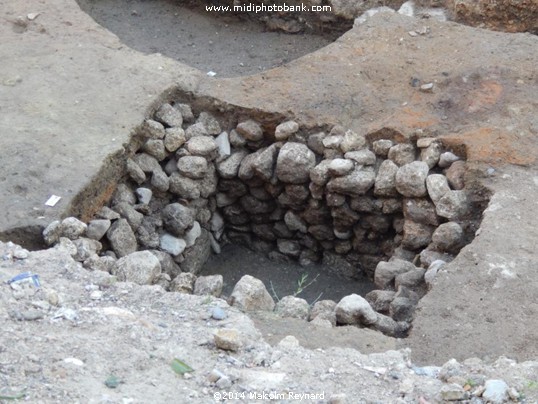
[211,307,227,320]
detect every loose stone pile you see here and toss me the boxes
[42,100,485,336]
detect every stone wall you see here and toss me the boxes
[42,98,487,333]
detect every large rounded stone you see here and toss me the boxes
[395,161,430,197]
[276,142,316,184]
[161,203,195,236]
[374,259,417,289]
[327,167,375,196]
[432,221,464,252]
[275,296,310,320]
[236,119,263,141]
[436,190,469,220]
[426,174,451,204]
[335,294,378,326]
[106,219,137,258]
[177,156,208,179]
[113,251,161,285]
[185,136,217,156]
[229,275,275,311]
[374,159,399,196]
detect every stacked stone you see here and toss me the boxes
[43,101,478,326]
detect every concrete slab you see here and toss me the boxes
[1,0,538,364]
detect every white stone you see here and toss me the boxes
[185,221,201,247]
[215,131,231,157]
[160,234,186,256]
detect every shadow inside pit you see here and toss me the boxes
[76,0,333,77]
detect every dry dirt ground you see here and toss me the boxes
[1,0,538,402]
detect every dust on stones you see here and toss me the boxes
[42,99,487,338]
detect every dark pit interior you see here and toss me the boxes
[54,93,490,337]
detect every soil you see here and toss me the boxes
[76,0,332,78]
[201,244,375,304]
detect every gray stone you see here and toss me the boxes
[275,120,299,141]
[142,139,167,161]
[180,229,211,274]
[114,202,144,230]
[216,150,248,179]
[402,220,435,250]
[177,155,208,179]
[395,268,426,290]
[424,260,446,288]
[403,198,439,225]
[445,160,465,190]
[339,129,366,153]
[176,103,194,122]
[96,206,121,221]
[151,168,170,193]
[322,134,342,149]
[309,300,337,326]
[276,142,316,184]
[438,151,460,168]
[60,217,87,239]
[284,211,307,233]
[170,272,197,294]
[344,149,376,165]
[426,174,450,204]
[135,187,152,205]
[432,222,463,252]
[210,211,225,239]
[277,239,301,257]
[107,219,137,258]
[162,203,195,236]
[113,251,161,285]
[310,159,332,186]
[306,132,326,155]
[132,152,160,173]
[164,127,186,152]
[372,139,393,157]
[86,219,111,241]
[328,158,354,176]
[374,159,399,196]
[194,275,223,297]
[440,384,466,401]
[436,190,469,220]
[211,307,227,320]
[416,137,436,148]
[372,312,410,337]
[229,129,247,148]
[326,166,375,196]
[196,111,221,135]
[169,172,200,199]
[185,135,218,156]
[483,379,509,404]
[215,131,231,157]
[229,275,275,311]
[185,122,209,139]
[126,158,146,184]
[335,294,377,326]
[236,120,263,141]
[365,290,396,313]
[252,144,278,181]
[149,250,182,279]
[395,161,430,197]
[420,248,454,268]
[160,233,186,256]
[388,143,416,166]
[420,141,442,168]
[83,254,116,273]
[141,119,165,139]
[154,103,183,127]
[374,259,417,289]
[72,237,102,262]
[275,296,310,319]
[237,152,259,181]
[185,221,201,247]
[389,297,416,322]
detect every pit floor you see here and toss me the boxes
[201,244,375,304]
[77,0,332,77]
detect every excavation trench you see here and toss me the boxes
[41,92,490,339]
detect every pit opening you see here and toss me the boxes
[76,0,335,77]
[43,94,490,338]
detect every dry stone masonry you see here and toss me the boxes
[42,100,487,337]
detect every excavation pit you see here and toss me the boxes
[42,95,490,338]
